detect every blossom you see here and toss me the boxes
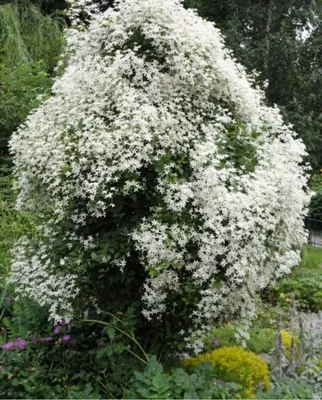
[3,342,15,351]
[53,326,61,335]
[43,337,54,342]
[15,338,27,350]
[212,338,220,347]
[9,0,310,349]
[62,335,71,343]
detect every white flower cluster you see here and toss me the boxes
[10,0,310,338]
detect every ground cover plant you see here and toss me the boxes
[1,0,321,398]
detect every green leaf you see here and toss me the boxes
[106,325,116,341]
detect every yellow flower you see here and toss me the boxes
[183,346,270,398]
[281,330,299,360]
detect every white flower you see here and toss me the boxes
[10,0,310,341]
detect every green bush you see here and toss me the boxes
[205,324,276,355]
[273,271,322,312]
[125,355,241,399]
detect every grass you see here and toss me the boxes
[297,244,322,272]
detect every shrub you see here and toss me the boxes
[0,308,103,399]
[274,271,322,312]
[183,346,270,398]
[125,355,241,399]
[205,324,276,354]
[10,0,310,352]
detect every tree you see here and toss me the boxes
[10,0,310,352]
[0,1,66,154]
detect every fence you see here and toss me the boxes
[305,217,322,247]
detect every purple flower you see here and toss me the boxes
[43,337,53,342]
[53,326,61,335]
[212,338,220,347]
[31,338,38,344]
[62,335,70,343]
[15,338,27,350]
[3,342,15,351]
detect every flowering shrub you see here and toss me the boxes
[183,346,270,398]
[10,0,310,349]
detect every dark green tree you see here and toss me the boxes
[0,0,66,154]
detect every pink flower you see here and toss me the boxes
[212,338,220,347]
[62,335,70,343]
[3,342,15,351]
[15,338,27,350]
[53,326,61,335]
[43,337,53,342]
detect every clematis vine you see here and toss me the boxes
[10,0,310,350]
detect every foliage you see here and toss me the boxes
[0,1,65,154]
[309,192,322,220]
[0,348,54,399]
[9,0,310,354]
[256,377,322,399]
[298,245,322,271]
[247,328,276,355]
[268,307,322,390]
[0,158,37,287]
[125,355,241,399]
[264,245,322,312]
[0,2,65,68]
[184,346,270,398]
[0,62,52,153]
[205,324,276,354]
[0,300,105,399]
[309,170,322,218]
[273,271,322,312]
